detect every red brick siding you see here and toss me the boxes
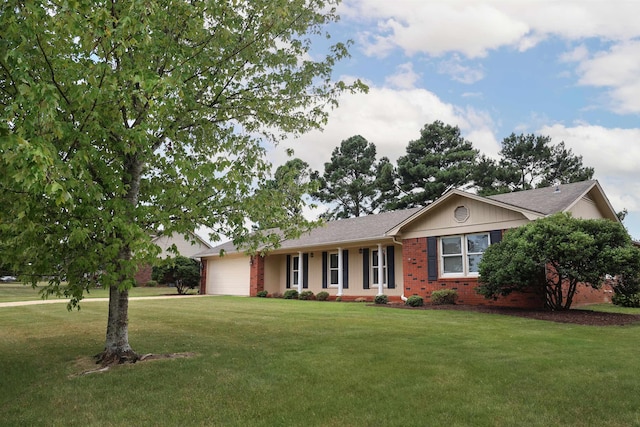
[134,264,152,286]
[250,255,265,297]
[402,237,547,309]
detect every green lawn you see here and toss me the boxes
[0,282,189,303]
[1,297,639,426]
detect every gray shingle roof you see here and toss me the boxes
[200,207,421,256]
[487,180,597,215]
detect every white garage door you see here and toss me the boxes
[206,256,250,296]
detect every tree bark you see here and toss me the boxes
[96,285,138,365]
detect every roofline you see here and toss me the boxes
[385,188,544,236]
[562,180,620,223]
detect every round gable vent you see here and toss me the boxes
[454,205,469,222]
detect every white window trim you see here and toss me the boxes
[292,255,300,286]
[371,249,387,287]
[440,233,490,278]
[328,252,339,288]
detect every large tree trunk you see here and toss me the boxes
[96,285,139,366]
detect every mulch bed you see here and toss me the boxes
[379,303,640,326]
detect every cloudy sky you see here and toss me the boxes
[268,0,640,239]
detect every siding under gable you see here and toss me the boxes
[569,196,605,220]
[400,195,530,239]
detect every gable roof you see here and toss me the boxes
[200,180,619,258]
[385,180,618,236]
[198,207,420,257]
[486,180,598,215]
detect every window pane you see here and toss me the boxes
[293,272,299,285]
[373,269,379,284]
[330,270,338,285]
[468,254,483,273]
[443,256,463,273]
[442,237,462,255]
[293,257,299,269]
[330,253,338,269]
[372,250,379,267]
[467,234,489,253]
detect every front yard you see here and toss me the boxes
[1,296,639,426]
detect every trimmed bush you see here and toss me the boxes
[145,280,158,287]
[298,290,315,300]
[612,292,640,307]
[374,294,388,305]
[335,296,342,302]
[316,291,330,301]
[430,289,458,305]
[256,290,268,298]
[405,295,424,307]
[283,289,299,300]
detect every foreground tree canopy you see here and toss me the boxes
[477,214,640,310]
[0,0,364,364]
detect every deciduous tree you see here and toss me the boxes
[477,213,640,310]
[0,0,363,365]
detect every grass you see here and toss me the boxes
[0,282,189,303]
[1,297,640,426]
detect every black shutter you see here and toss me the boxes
[322,252,328,289]
[386,245,395,289]
[303,253,309,289]
[342,250,349,289]
[286,255,291,288]
[362,248,370,289]
[427,237,438,281]
[490,230,503,245]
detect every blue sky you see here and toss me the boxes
[269,0,640,239]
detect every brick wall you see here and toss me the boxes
[402,237,546,309]
[250,255,265,296]
[134,264,152,286]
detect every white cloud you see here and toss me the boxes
[437,55,485,84]
[270,84,497,172]
[343,1,640,59]
[574,40,640,113]
[385,62,420,89]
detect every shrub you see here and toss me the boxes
[283,289,299,300]
[430,289,458,305]
[316,291,329,301]
[256,290,268,298]
[612,292,640,307]
[335,296,342,302]
[298,290,315,300]
[405,295,424,307]
[374,294,388,305]
[145,280,158,287]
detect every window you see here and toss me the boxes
[371,249,387,285]
[440,233,489,277]
[292,256,300,286]
[329,253,339,286]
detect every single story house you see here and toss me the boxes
[134,231,212,285]
[196,180,621,308]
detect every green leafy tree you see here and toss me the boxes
[0,1,364,365]
[313,135,380,219]
[477,213,640,310]
[253,158,319,231]
[152,256,201,295]
[372,156,399,212]
[395,121,477,209]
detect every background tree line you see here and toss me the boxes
[276,120,594,220]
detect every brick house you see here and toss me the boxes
[196,180,622,308]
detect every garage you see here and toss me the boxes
[205,255,250,296]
